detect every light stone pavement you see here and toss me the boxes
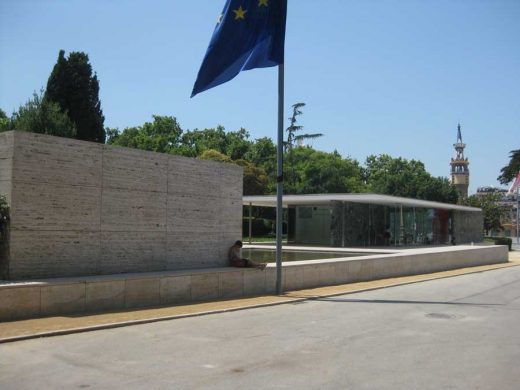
[1,254,520,390]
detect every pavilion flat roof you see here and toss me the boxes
[243,193,481,212]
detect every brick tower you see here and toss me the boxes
[450,124,469,201]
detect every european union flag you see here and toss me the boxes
[191,0,287,97]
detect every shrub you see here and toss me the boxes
[242,218,273,236]
[493,237,512,251]
[0,195,8,231]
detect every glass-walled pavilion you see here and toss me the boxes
[243,194,483,247]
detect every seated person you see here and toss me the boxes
[229,240,266,270]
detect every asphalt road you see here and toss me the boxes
[1,266,520,390]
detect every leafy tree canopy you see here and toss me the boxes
[198,150,268,195]
[180,126,252,159]
[197,149,232,163]
[364,154,458,203]
[497,149,520,184]
[9,90,76,137]
[464,193,505,235]
[285,147,365,195]
[104,115,455,200]
[107,115,182,153]
[0,109,10,132]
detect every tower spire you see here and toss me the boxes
[450,124,469,201]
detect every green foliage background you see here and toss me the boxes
[106,114,458,203]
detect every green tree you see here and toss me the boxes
[107,115,183,153]
[224,128,252,160]
[283,148,365,194]
[235,159,269,195]
[497,149,520,184]
[364,154,458,203]
[0,109,10,131]
[9,90,77,137]
[285,103,323,190]
[198,150,268,195]
[244,137,277,192]
[179,126,227,157]
[416,176,459,204]
[178,126,252,159]
[285,103,323,152]
[198,149,232,163]
[45,50,105,143]
[464,193,504,235]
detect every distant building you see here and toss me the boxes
[476,186,507,198]
[450,124,470,201]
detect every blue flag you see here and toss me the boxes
[191,0,287,97]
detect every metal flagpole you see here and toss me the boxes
[516,185,520,244]
[276,63,284,295]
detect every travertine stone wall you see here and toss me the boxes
[0,131,243,280]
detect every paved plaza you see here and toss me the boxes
[1,264,520,389]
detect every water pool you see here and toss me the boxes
[242,248,378,263]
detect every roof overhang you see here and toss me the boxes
[243,193,481,212]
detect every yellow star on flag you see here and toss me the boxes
[233,6,247,20]
[259,0,269,7]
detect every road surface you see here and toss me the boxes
[1,266,519,389]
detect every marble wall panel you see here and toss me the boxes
[264,267,278,293]
[218,165,243,200]
[167,193,220,232]
[0,180,11,204]
[100,231,167,274]
[284,266,304,291]
[0,131,14,158]
[41,283,86,316]
[160,275,191,304]
[103,145,168,193]
[166,233,223,269]
[453,210,484,244]
[0,286,40,321]
[86,280,126,312]
[219,270,244,298]
[8,230,101,279]
[0,132,13,184]
[302,265,320,288]
[125,278,161,308]
[318,263,337,286]
[243,269,266,296]
[218,202,243,230]
[101,187,166,232]
[10,181,101,231]
[191,273,219,301]
[168,156,223,196]
[12,131,102,187]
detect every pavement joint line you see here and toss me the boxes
[1,257,519,344]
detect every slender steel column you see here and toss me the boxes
[248,202,252,245]
[275,64,284,295]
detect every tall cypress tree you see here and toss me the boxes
[45,50,105,143]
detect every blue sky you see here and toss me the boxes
[1,0,519,194]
